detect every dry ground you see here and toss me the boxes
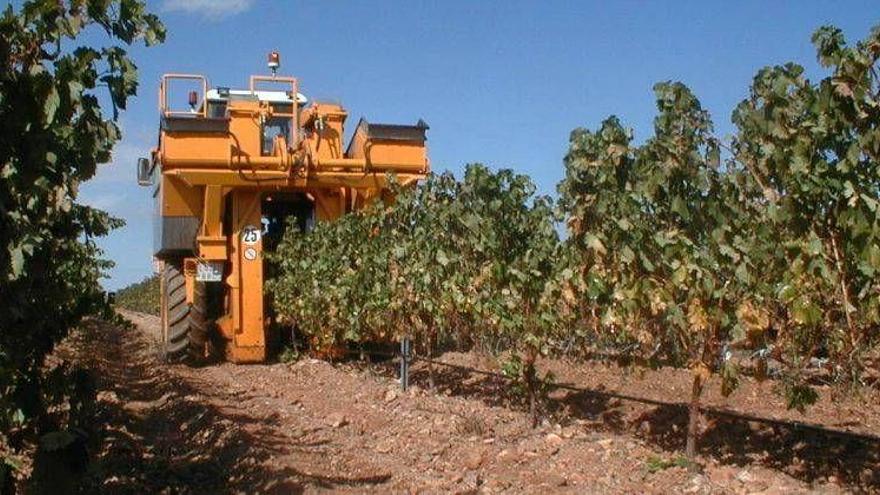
[58,311,879,493]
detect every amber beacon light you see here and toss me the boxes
[268,51,280,75]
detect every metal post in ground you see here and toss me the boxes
[400,336,412,391]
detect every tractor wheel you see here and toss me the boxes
[162,260,208,365]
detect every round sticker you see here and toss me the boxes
[244,247,258,261]
[242,225,261,246]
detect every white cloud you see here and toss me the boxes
[162,0,255,20]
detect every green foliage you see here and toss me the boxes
[269,165,565,349]
[558,80,756,463]
[560,81,749,378]
[268,171,461,352]
[115,275,160,315]
[645,454,689,473]
[268,165,571,423]
[732,24,880,385]
[499,354,555,406]
[781,378,820,414]
[0,0,163,483]
[559,23,880,463]
[269,21,876,453]
[278,346,301,364]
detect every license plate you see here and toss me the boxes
[196,261,224,282]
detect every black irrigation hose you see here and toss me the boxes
[402,354,880,445]
[332,346,880,443]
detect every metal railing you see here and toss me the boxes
[159,74,208,118]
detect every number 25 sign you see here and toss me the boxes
[242,225,261,246]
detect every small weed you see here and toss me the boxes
[645,455,689,473]
[500,354,556,402]
[279,346,301,364]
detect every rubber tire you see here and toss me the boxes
[163,260,207,365]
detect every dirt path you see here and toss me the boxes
[67,312,866,494]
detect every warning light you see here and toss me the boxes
[268,51,280,75]
[188,90,198,111]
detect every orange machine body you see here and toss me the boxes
[144,70,429,363]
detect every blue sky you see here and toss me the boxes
[75,0,877,289]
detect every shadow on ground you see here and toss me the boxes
[72,320,389,494]
[394,359,880,492]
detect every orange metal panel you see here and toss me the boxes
[167,168,425,190]
[312,188,347,221]
[347,128,428,173]
[162,133,230,169]
[198,237,227,260]
[228,346,266,363]
[365,141,428,172]
[301,103,347,161]
[228,102,264,160]
[198,186,227,260]
[228,189,266,362]
[348,127,430,173]
[161,175,202,217]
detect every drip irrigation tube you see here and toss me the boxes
[408,355,880,444]
[332,346,880,444]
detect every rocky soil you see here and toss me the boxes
[57,311,878,493]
